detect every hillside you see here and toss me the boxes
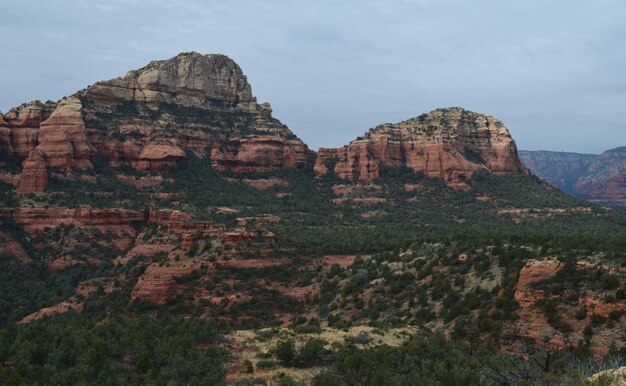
[520,148,626,206]
[1,53,625,385]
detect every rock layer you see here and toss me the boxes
[36,97,94,169]
[2,55,530,191]
[16,150,48,193]
[0,208,146,233]
[314,107,527,186]
[0,52,312,188]
[0,101,56,159]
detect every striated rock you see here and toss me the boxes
[135,143,186,171]
[77,52,311,173]
[1,52,312,178]
[36,97,94,169]
[9,128,40,159]
[210,136,310,173]
[16,150,48,193]
[2,101,56,128]
[131,264,198,304]
[84,52,256,109]
[0,101,57,160]
[0,207,146,233]
[314,107,527,186]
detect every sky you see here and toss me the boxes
[1,1,625,154]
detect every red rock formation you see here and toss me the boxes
[514,259,562,307]
[1,52,311,179]
[76,52,311,174]
[315,107,527,186]
[83,52,257,109]
[20,299,83,324]
[211,136,310,173]
[131,264,199,304]
[2,101,55,128]
[0,101,55,159]
[135,143,186,171]
[36,97,94,169]
[16,150,48,193]
[0,208,145,233]
[149,209,193,224]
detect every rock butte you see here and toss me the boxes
[0,52,527,193]
[314,107,527,187]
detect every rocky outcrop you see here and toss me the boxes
[131,263,199,304]
[210,136,310,173]
[83,52,256,110]
[20,299,83,324]
[514,259,562,308]
[135,143,186,171]
[0,101,55,159]
[0,52,312,180]
[0,208,145,233]
[314,107,527,186]
[16,150,48,193]
[76,52,311,172]
[35,96,94,169]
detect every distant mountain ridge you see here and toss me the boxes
[520,147,626,206]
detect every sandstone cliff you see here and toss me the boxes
[314,107,527,186]
[16,150,48,193]
[0,100,55,161]
[0,52,312,192]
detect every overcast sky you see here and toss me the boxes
[1,1,624,153]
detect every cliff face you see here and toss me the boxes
[521,147,626,206]
[314,107,527,187]
[573,147,626,195]
[15,150,48,194]
[1,54,531,194]
[0,52,312,193]
[518,150,596,193]
[0,101,56,160]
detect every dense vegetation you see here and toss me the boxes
[2,157,626,384]
[0,313,226,385]
[310,333,624,386]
